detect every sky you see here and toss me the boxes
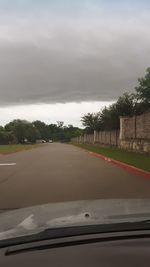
[0,0,150,127]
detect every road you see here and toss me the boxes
[0,143,150,209]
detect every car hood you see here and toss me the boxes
[0,199,150,240]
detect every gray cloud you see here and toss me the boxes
[0,8,150,106]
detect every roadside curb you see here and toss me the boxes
[86,150,150,179]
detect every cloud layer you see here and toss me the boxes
[0,0,150,106]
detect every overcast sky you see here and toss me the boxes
[0,0,150,126]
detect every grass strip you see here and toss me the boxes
[0,144,42,155]
[73,143,150,172]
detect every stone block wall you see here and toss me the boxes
[72,112,150,154]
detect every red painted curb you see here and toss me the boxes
[87,151,150,179]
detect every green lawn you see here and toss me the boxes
[0,144,41,154]
[73,143,150,172]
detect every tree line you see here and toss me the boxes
[0,120,83,145]
[81,68,150,133]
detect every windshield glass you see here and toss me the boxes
[0,0,150,242]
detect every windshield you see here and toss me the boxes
[0,0,150,242]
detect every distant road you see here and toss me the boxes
[0,143,150,209]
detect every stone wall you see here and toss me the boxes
[94,130,119,146]
[120,111,150,140]
[136,112,150,139]
[119,140,150,153]
[72,130,119,146]
[120,111,150,153]
[72,112,150,154]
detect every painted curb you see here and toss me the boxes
[87,151,150,179]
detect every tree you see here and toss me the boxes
[100,106,117,130]
[57,121,64,128]
[1,119,83,144]
[0,130,15,144]
[48,124,58,141]
[5,119,37,143]
[100,94,134,130]
[33,120,50,140]
[135,68,150,104]
[115,93,135,116]
[81,93,135,131]
[134,68,150,114]
[61,125,83,142]
[25,124,37,143]
[5,120,27,143]
[81,113,101,133]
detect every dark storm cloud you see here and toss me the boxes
[0,0,150,106]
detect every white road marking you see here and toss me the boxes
[0,163,16,166]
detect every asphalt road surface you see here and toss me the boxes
[0,143,150,209]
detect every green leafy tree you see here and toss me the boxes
[5,120,27,143]
[100,93,135,130]
[82,93,135,131]
[48,124,58,141]
[25,124,37,143]
[5,119,37,143]
[134,68,150,114]
[0,130,15,144]
[81,113,101,133]
[57,121,64,128]
[61,125,83,142]
[135,68,150,104]
[115,93,135,116]
[33,120,51,140]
